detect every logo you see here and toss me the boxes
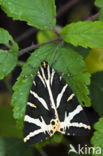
[68,144,102,155]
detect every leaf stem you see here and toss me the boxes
[18,38,62,56]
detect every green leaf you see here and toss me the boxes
[0,28,18,79]
[91,118,103,156]
[95,0,103,21]
[11,42,60,128]
[89,71,103,116]
[0,0,56,30]
[0,106,22,137]
[37,30,57,44]
[61,21,103,48]
[0,138,34,156]
[54,47,91,107]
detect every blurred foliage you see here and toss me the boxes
[0,106,22,137]
[85,49,103,74]
[37,30,57,44]
[0,138,34,156]
[90,72,103,116]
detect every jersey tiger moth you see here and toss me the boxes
[24,61,91,145]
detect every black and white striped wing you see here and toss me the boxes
[24,64,56,145]
[51,70,91,135]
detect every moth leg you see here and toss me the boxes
[21,74,36,78]
[21,63,40,78]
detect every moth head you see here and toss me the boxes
[41,61,48,69]
[50,119,61,132]
[49,119,58,136]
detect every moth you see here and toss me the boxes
[24,61,91,145]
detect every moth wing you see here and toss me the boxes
[51,70,91,135]
[24,68,55,145]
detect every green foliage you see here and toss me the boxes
[95,0,103,21]
[91,118,103,156]
[0,106,22,137]
[85,49,103,74]
[0,28,18,79]
[0,0,56,30]
[37,30,57,44]
[61,21,103,48]
[0,138,34,156]
[11,42,60,128]
[90,71,103,116]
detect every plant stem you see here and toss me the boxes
[57,0,79,17]
[87,12,100,21]
[19,38,62,56]
[15,28,38,43]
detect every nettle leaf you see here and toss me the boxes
[0,138,34,156]
[0,28,18,79]
[11,42,60,128]
[89,72,103,116]
[0,106,22,138]
[61,21,103,48]
[91,118,103,156]
[95,0,103,21]
[53,47,91,107]
[0,0,56,30]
